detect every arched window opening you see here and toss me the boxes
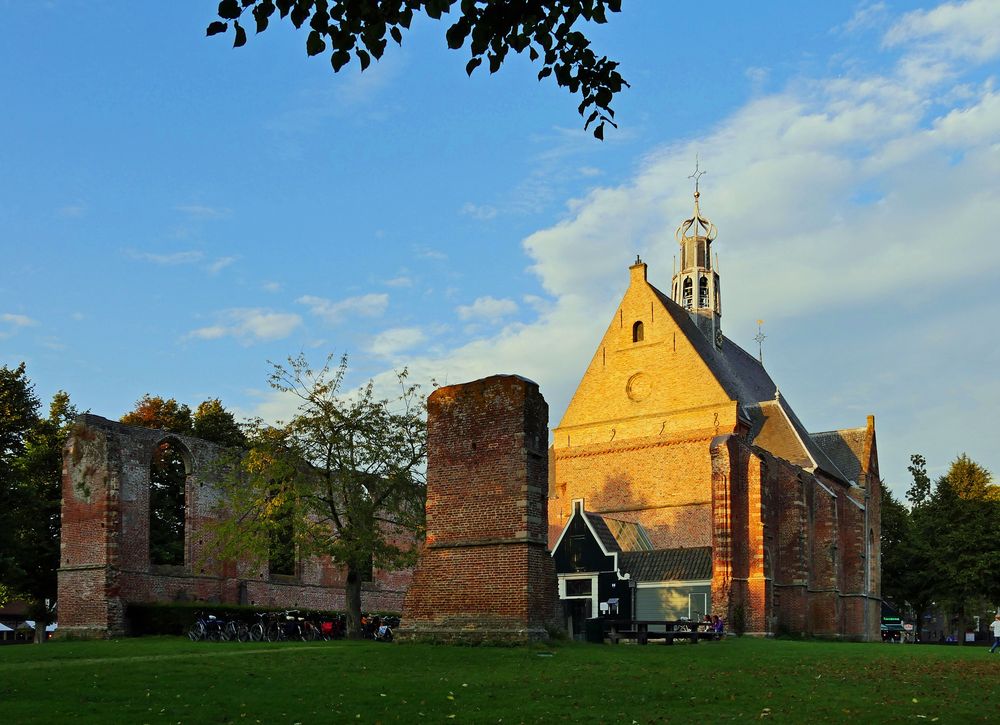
[149,440,189,566]
[682,278,693,309]
[632,320,644,343]
[698,275,710,308]
[268,486,297,577]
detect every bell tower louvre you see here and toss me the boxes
[671,160,722,349]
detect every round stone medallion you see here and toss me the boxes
[626,373,651,402]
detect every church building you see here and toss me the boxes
[548,178,881,639]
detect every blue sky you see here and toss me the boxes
[3,1,999,498]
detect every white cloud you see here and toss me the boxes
[129,249,204,265]
[175,204,232,219]
[206,256,238,274]
[1,313,36,327]
[836,2,888,35]
[188,308,302,344]
[460,202,498,221]
[415,247,448,260]
[456,296,519,322]
[369,327,427,358]
[0,312,37,339]
[262,281,282,293]
[385,275,413,288]
[884,0,1000,63]
[297,293,389,324]
[57,203,87,218]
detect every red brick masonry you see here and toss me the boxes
[400,375,562,643]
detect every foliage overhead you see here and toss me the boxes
[208,353,427,637]
[207,0,628,139]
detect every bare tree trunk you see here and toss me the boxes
[345,566,363,639]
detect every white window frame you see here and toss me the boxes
[558,573,600,619]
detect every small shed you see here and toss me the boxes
[551,499,714,638]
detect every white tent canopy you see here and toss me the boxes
[0,623,12,632]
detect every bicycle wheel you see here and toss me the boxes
[265,622,282,642]
[237,622,251,642]
[249,622,264,642]
[187,621,205,642]
[223,621,239,642]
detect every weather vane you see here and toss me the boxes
[688,154,707,194]
[754,319,766,364]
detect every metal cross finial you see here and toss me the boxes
[688,154,707,194]
[754,319,767,365]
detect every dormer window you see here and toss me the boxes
[632,321,644,342]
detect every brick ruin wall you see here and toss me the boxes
[710,434,880,639]
[58,414,408,638]
[400,375,561,643]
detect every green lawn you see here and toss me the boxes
[0,636,995,723]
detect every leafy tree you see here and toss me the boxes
[0,364,77,643]
[121,395,193,434]
[207,0,628,139]
[193,399,248,448]
[122,394,246,447]
[0,363,41,597]
[916,455,998,644]
[208,354,426,637]
[880,486,935,640]
[906,453,931,508]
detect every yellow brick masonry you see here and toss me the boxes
[550,262,739,547]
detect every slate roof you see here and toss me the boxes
[584,512,623,553]
[619,547,713,583]
[649,284,849,485]
[810,427,868,484]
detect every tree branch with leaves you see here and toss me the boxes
[208,0,628,139]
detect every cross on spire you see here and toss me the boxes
[688,154,707,195]
[754,319,767,365]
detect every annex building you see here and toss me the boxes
[547,182,882,639]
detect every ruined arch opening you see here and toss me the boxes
[149,438,191,566]
[268,486,297,577]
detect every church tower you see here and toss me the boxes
[671,165,723,349]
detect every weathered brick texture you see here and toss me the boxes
[58,415,407,638]
[400,375,561,643]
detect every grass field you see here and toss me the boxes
[0,636,995,723]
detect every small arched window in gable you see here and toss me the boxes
[632,320,644,343]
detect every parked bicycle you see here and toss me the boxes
[187,611,225,642]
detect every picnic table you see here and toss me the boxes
[604,619,721,645]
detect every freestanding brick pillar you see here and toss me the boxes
[399,375,562,643]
